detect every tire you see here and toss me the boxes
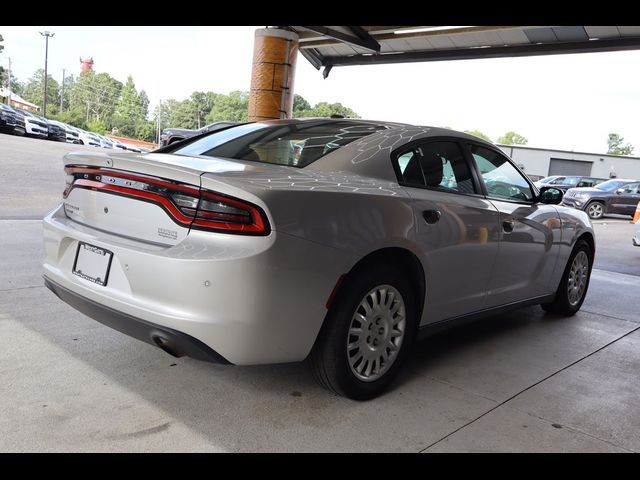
[586,201,605,219]
[309,264,419,400]
[541,239,593,315]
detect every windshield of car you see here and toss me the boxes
[539,176,560,184]
[595,180,628,191]
[171,121,388,167]
[552,176,580,186]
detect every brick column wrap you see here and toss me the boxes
[248,28,299,122]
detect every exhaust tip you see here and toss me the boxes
[151,334,185,358]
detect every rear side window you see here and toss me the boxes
[395,141,477,195]
[172,121,388,168]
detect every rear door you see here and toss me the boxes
[393,138,500,323]
[464,143,562,306]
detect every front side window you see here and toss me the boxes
[171,121,388,168]
[621,183,639,194]
[395,141,477,195]
[469,145,534,202]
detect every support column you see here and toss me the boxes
[248,28,298,122]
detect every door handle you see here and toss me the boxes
[422,210,441,225]
[502,220,515,233]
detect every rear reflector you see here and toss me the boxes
[63,166,270,235]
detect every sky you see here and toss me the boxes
[2,25,640,154]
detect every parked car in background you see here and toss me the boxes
[562,178,640,219]
[0,104,26,136]
[109,138,128,150]
[60,123,81,144]
[17,110,48,139]
[76,129,101,147]
[44,119,67,142]
[544,175,607,192]
[43,119,595,400]
[159,121,240,147]
[534,175,563,188]
[96,134,114,149]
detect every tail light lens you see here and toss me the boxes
[64,166,270,235]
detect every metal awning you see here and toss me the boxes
[287,26,640,77]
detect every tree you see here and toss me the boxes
[205,91,249,123]
[293,94,311,116]
[70,70,122,126]
[59,74,76,112]
[497,131,528,145]
[113,75,142,136]
[22,69,60,114]
[464,130,492,142]
[607,133,634,156]
[298,101,359,118]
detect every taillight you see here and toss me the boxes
[191,190,267,234]
[64,166,270,235]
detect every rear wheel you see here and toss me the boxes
[586,201,605,219]
[310,265,419,400]
[542,239,593,315]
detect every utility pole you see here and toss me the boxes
[6,57,11,105]
[60,68,65,111]
[39,31,55,116]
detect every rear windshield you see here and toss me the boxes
[170,121,388,168]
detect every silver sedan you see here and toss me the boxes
[43,119,595,400]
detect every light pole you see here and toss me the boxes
[39,31,55,116]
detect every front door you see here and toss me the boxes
[465,144,562,306]
[610,182,640,215]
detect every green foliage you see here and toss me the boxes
[59,74,76,112]
[464,130,492,142]
[49,108,87,130]
[0,34,4,86]
[135,121,156,142]
[297,101,359,119]
[86,119,108,135]
[497,131,528,145]
[22,69,60,114]
[70,70,122,126]
[112,75,147,137]
[293,94,311,116]
[607,133,634,156]
[205,91,249,123]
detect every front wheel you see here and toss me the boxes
[542,239,593,315]
[309,265,419,400]
[586,201,605,219]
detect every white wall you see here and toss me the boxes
[498,145,640,180]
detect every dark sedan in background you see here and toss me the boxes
[0,104,25,135]
[159,121,240,147]
[544,175,607,192]
[562,178,640,219]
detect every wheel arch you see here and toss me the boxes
[328,246,426,323]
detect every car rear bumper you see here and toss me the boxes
[44,276,231,363]
[42,204,357,365]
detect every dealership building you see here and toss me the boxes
[497,144,640,181]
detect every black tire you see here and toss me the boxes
[541,239,593,315]
[309,264,419,400]
[585,201,605,220]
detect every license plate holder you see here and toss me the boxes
[72,242,114,287]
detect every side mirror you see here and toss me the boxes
[616,188,625,195]
[538,186,564,205]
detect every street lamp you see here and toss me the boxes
[39,31,54,116]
